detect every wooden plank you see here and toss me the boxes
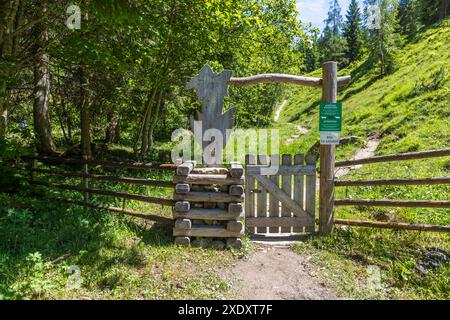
[245,155,256,234]
[254,175,311,218]
[257,155,269,234]
[29,155,177,171]
[173,225,244,238]
[334,219,450,233]
[293,154,305,233]
[269,154,280,233]
[228,203,243,215]
[305,154,317,233]
[57,198,173,224]
[228,74,351,88]
[175,219,192,230]
[175,201,190,212]
[319,61,337,236]
[227,220,244,232]
[173,208,243,220]
[30,181,174,206]
[335,177,450,187]
[229,185,244,196]
[246,165,316,176]
[230,162,244,178]
[246,217,310,228]
[192,167,229,174]
[281,155,293,233]
[177,161,196,176]
[334,199,450,208]
[31,168,175,188]
[335,149,450,168]
[175,184,190,194]
[173,191,244,203]
[173,174,244,185]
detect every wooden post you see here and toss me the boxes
[82,155,89,207]
[319,62,337,235]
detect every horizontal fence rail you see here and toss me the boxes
[335,177,450,187]
[24,155,177,171]
[228,74,351,88]
[335,219,450,233]
[25,155,176,224]
[334,199,450,209]
[31,168,175,188]
[31,181,175,206]
[335,149,450,168]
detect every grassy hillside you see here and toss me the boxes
[279,20,450,299]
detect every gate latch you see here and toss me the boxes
[251,189,262,194]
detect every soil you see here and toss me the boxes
[223,245,339,300]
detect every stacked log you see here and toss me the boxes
[172,161,245,249]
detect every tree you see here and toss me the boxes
[344,0,363,63]
[364,0,401,76]
[417,0,449,24]
[0,0,21,138]
[32,0,55,153]
[320,0,348,66]
[398,0,418,36]
[299,25,321,72]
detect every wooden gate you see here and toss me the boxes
[245,154,317,235]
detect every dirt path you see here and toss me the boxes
[286,125,309,144]
[335,137,381,178]
[274,99,288,123]
[224,245,338,300]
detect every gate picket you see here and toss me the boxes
[269,154,280,233]
[257,155,269,234]
[305,154,317,233]
[293,154,305,233]
[281,155,292,233]
[245,155,256,234]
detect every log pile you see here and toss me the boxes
[172,161,245,249]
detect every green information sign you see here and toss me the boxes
[319,102,342,132]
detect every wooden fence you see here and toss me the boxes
[245,154,317,235]
[329,148,450,233]
[26,155,176,224]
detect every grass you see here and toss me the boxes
[0,164,245,300]
[282,20,450,300]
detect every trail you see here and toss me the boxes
[285,125,309,144]
[334,137,381,178]
[273,99,288,123]
[223,245,338,300]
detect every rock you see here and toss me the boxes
[416,248,450,273]
[372,210,397,222]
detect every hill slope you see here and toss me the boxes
[278,20,449,299]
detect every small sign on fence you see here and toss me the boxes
[320,102,342,145]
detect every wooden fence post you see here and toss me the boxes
[319,61,338,235]
[82,155,89,207]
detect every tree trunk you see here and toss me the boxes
[139,89,158,158]
[106,106,120,144]
[0,0,21,138]
[79,65,91,158]
[32,0,55,154]
[147,90,165,155]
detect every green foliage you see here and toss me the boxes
[320,0,349,67]
[364,0,402,76]
[344,0,363,63]
[279,19,450,299]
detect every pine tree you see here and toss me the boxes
[417,0,449,24]
[398,0,418,36]
[300,25,321,72]
[344,0,363,63]
[320,0,348,66]
[364,0,402,76]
